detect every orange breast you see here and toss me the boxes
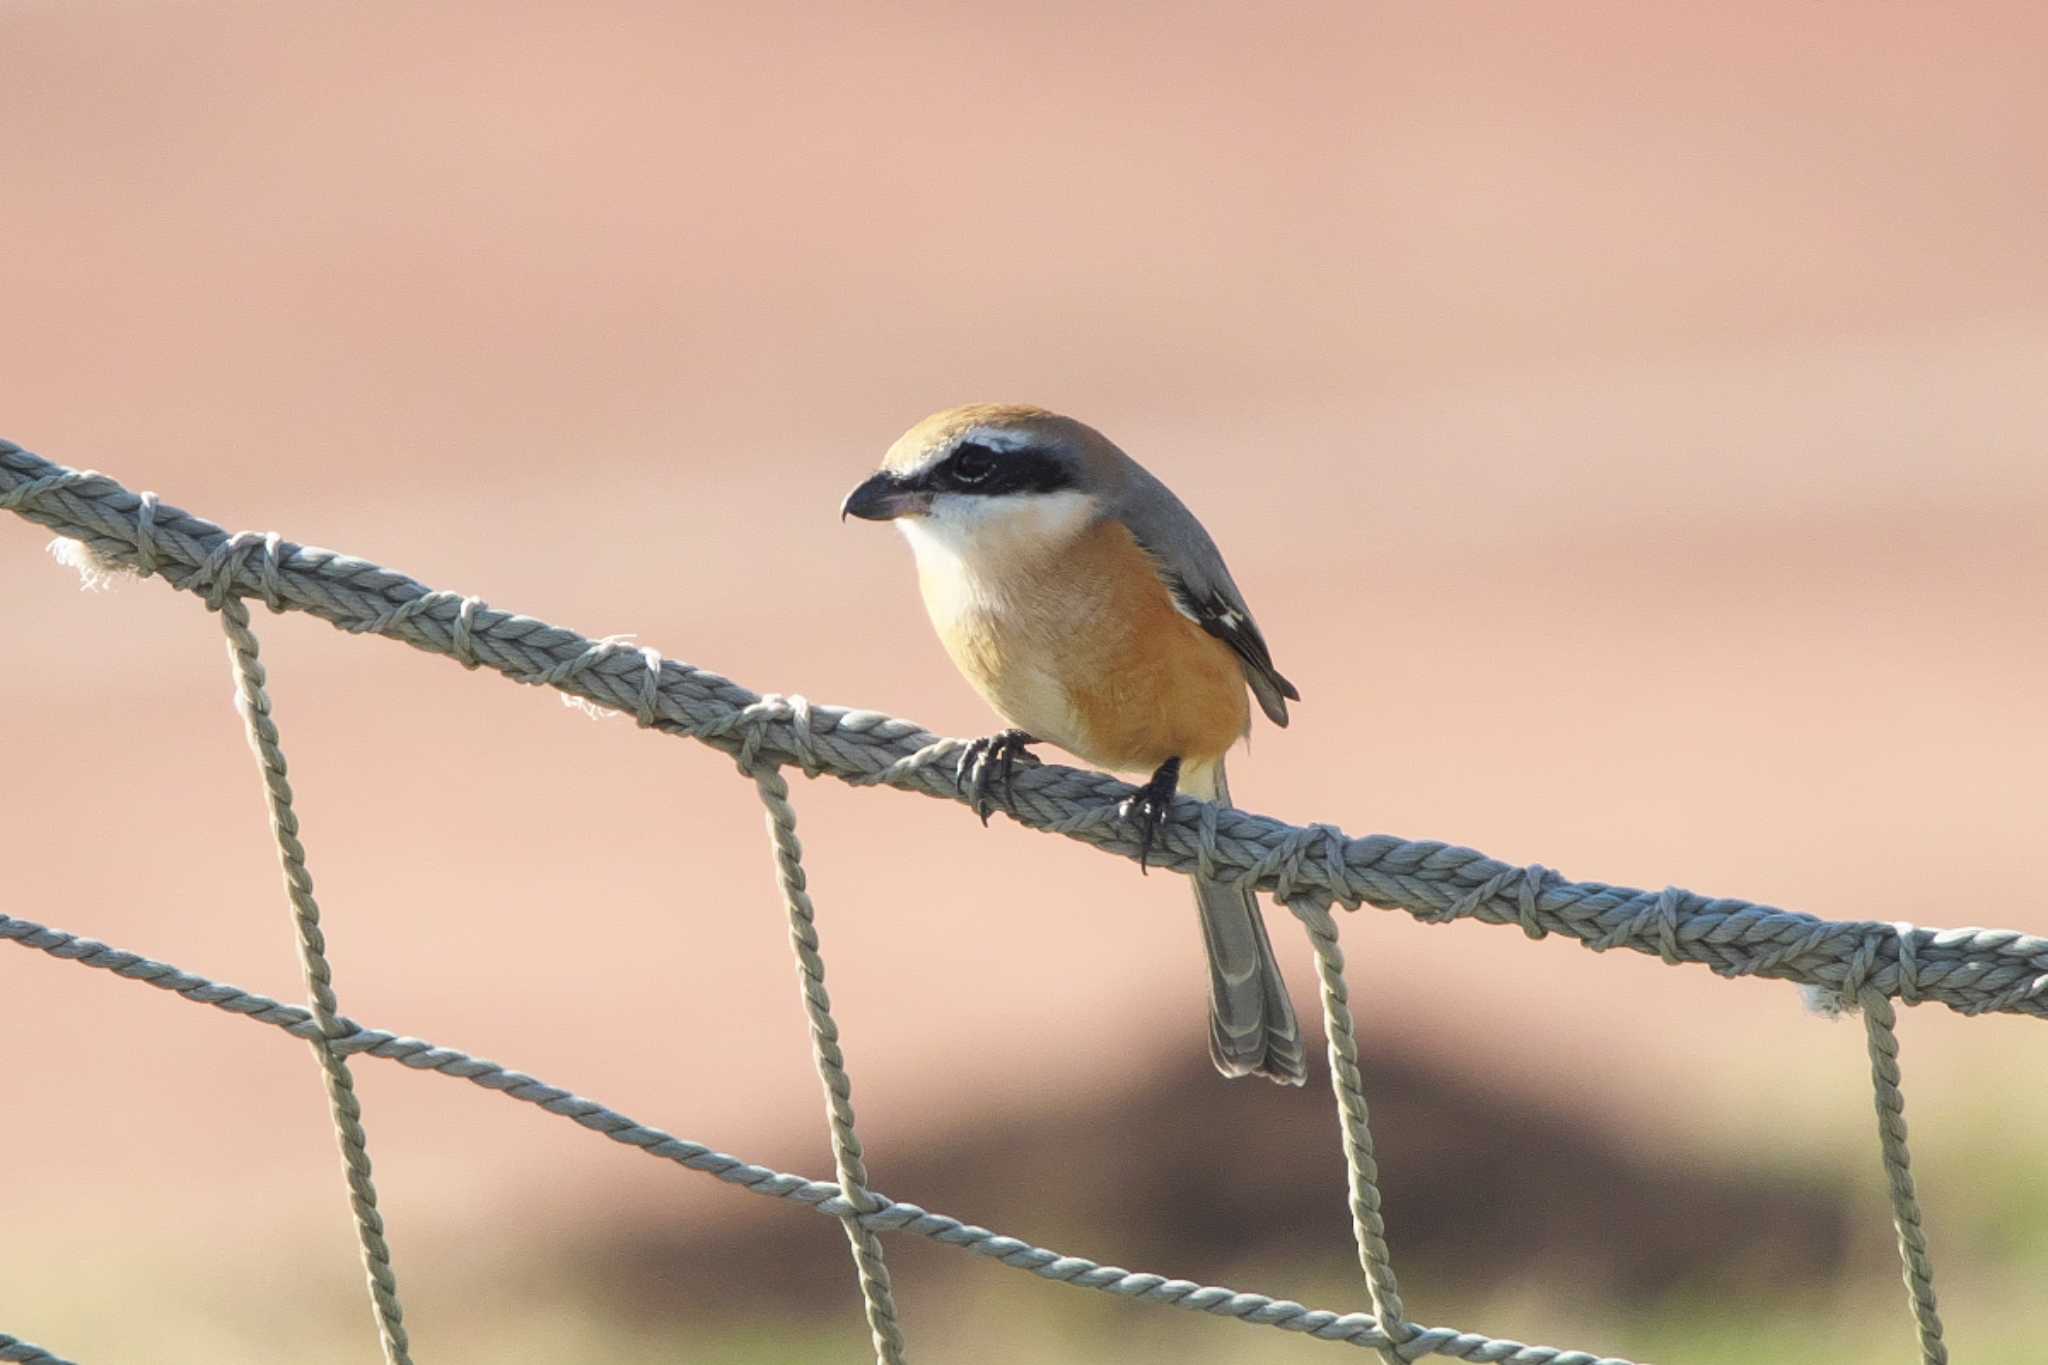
[927,517,1249,775]
[1063,531,1251,772]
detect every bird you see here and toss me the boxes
[841,403,1307,1085]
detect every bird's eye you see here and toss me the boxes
[949,444,998,486]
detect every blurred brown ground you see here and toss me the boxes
[2,3,2045,1362]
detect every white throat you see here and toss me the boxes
[896,489,1099,582]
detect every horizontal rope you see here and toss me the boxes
[0,909,1637,1365]
[4,440,2042,1023]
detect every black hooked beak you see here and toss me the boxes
[840,470,929,522]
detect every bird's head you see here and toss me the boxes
[841,404,1115,553]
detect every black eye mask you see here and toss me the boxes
[929,442,1073,496]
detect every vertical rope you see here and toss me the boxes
[1858,987,1947,1365]
[217,596,414,1365]
[1289,897,1414,1362]
[749,763,909,1365]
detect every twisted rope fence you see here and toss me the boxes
[5,440,2041,1365]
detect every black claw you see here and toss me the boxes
[997,734,1023,809]
[1117,756,1182,874]
[954,746,983,819]
[955,729,1035,824]
[967,748,994,827]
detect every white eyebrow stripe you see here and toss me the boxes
[960,428,1040,453]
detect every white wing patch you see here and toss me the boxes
[1174,599,1242,632]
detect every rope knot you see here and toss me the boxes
[342,587,444,637]
[722,693,820,775]
[1583,883,1686,960]
[133,491,160,579]
[189,530,288,612]
[520,631,629,690]
[783,695,820,775]
[1893,920,1921,1006]
[1431,862,1554,935]
[1319,828,1361,911]
[635,645,665,727]
[1514,863,1555,940]
[451,595,484,669]
[1654,885,1683,964]
[1836,928,1885,1014]
[1252,822,1328,904]
[1430,866,1513,925]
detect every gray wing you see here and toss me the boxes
[1112,467,1300,727]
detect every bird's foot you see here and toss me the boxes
[954,729,1036,825]
[1117,756,1182,874]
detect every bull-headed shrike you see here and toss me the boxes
[843,404,1306,1085]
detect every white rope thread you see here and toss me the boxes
[0,437,2019,1365]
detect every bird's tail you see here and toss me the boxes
[1183,760,1307,1086]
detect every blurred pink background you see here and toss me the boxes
[3,3,2044,1362]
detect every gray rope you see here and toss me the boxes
[0,1334,77,1365]
[1840,927,1947,1365]
[5,439,2042,1020]
[1291,898,1414,1360]
[214,594,414,1365]
[0,439,2013,1365]
[750,762,910,1365]
[0,908,1639,1364]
